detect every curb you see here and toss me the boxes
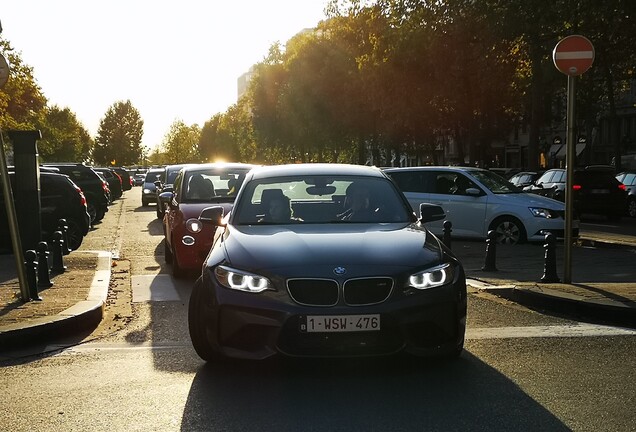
[0,251,112,346]
[468,279,636,329]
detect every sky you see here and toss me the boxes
[1,0,330,150]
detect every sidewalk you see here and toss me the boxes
[0,232,635,353]
[0,251,111,349]
[454,234,636,328]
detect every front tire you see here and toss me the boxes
[164,238,173,264]
[188,277,222,362]
[490,216,526,245]
[172,244,186,279]
[65,220,84,250]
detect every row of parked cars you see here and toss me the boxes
[1,163,132,253]
[508,166,633,219]
[151,163,588,284]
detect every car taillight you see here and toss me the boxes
[129,177,133,186]
[572,184,582,191]
[618,183,627,191]
[74,185,88,207]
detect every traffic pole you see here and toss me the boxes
[553,35,595,284]
[564,75,575,283]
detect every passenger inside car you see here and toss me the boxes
[259,189,301,223]
[453,175,473,195]
[187,174,215,200]
[340,183,379,222]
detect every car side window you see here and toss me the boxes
[433,174,455,195]
[389,171,429,193]
[537,171,554,184]
[552,171,565,183]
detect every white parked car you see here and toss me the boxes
[384,166,579,244]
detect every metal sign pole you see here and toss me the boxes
[564,75,576,283]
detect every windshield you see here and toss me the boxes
[471,170,522,194]
[145,170,164,182]
[233,175,412,225]
[181,168,250,203]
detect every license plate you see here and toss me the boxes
[590,189,609,194]
[300,314,380,333]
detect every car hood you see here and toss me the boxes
[221,223,443,276]
[491,192,564,209]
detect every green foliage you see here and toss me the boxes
[161,120,201,164]
[37,105,93,162]
[94,100,144,166]
[0,38,47,131]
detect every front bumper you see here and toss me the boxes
[198,269,467,360]
[526,215,579,242]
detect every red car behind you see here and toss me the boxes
[161,163,255,278]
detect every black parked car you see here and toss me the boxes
[42,163,110,223]
[112,167,133,191]
[155,163,192,219]
[188,163,467,362]
[615,171,636,218]
[524,166,626,220]
[94,167,123,200]
[141,168,165,207]
[1,171,91,251]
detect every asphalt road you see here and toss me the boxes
[1,189,635,432]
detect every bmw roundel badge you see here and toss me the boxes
[333,266,347,275]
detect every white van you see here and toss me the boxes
[385,166,579,244]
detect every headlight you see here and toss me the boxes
[409,263,454,289]
[529,207,557,218]
[214,265,272,293]
[186,218,202,233]
[143,188,152,194]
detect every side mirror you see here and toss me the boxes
[465,187,482,196]
[419,203,446,223]
[159,191,174,207]
[200,206,225,226]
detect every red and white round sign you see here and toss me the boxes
[553,35,594,76]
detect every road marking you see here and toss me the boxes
[52,324,636,356]
[466,323,636,339]
[132,274,181,302]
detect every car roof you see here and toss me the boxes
[249,163,385,180]
[383,165,488,174]
[180,162,256,174]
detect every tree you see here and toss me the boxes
[0,38,47,131]
[161,120,201,164]
[93,100,144,166]
[37,105,93,162]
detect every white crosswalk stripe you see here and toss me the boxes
[132,274,181,302]
[466,323,636,339]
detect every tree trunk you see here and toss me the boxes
[528,42,543,171]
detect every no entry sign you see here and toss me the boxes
[553,35,594,76]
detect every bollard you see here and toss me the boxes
[540,232,560,283]
[443,220,452,249]
[25,249,41,300]
[51,230,67,273]
[481,230,498,272]
[37,241,53,288]
[58,218,72,255]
